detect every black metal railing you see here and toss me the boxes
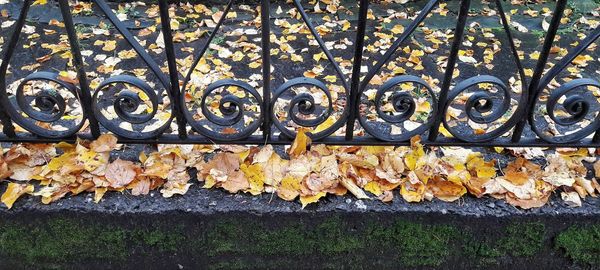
[0,0,599,147]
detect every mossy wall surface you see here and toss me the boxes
[0,213,598,269]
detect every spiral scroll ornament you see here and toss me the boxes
[92,75,173,139]
[441,75,522,142]
[3,71,86,138]
[182,79,263,141]
[359,76,438,142]
[271,77,344,140]
[530,78,600,143]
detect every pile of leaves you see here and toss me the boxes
[1,132,599,209]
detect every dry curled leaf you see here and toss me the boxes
[1,183,34,209]
[105,159,139,188]
[289,128,312,158]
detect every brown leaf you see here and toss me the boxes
[200,152,240,177]
[105,159,138,188]
[594,160,600,178]
[464,176,490,198]
[305,172,337,192]
[505,192,549,209]
[128,177,151,196]
[70,180,95,195]
[0,157,12,179]
[339,177,370,200]
[221,171,249,193]
[428,177,467,202]
[90,134,118,153]
[378,190,394,202]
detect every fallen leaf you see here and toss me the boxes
[289,128,312,158]
[105,159,139,188]
[1,183,34,209]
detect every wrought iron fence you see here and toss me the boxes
[0,0,598,147]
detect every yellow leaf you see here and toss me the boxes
[363,146,387,155]
[400,182,425,203]
[342,21,351,31]
[248,61,261,69]
[404,152,418,171]
[238,150,251,163]
[313,52,326,62]
[78,150,107,172]
[466,154,496,180]
[300,192,326,208]
[416,101,430,113]
[314,117,336,134]
[364,181,382,196]
[277,176,301,201]
[289,128,312,158]
[47,151,77,171]
[439,125,453,137]
[102,40,117,51]
[240,163,264,195]
[391,24,405,34]
[1,183,34,209]
[32,0,47,5]
[170,19,180,30]
[94,187,107,203]
[203,175,217,189]
[139,151,148,163]
[323,75,337,83]
[291,54,303,62]
[55,141,76,152]
[476,166,496,179]
[232,51,244,62]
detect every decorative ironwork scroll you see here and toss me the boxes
[0,0,599,147]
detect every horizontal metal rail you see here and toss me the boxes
[0,0,598,147]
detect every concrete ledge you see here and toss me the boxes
[1,188,599,269]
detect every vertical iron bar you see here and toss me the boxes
[261,0,271,140]
[58,0,101,138]
[158,0,187,139]
[593,129,600,143]
[511,0,567,142]
[0,107,12,137]
[345,0,369,141]
[427,0,471,142]
[0,0,32,138]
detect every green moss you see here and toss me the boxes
[0,219,128,263]
[205,218,459,267]
[206,217,362,257]
[206,218,475,267]
[0,218,187,265]
[555,224,600,266]
[135,226,186,252]
[463,240,503,266]
[499,222,545,257]
[205,221,244,255]
[461,222,546,267]
[0,215,596,268]
[384,221,459,267]
[313,217,363,254]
